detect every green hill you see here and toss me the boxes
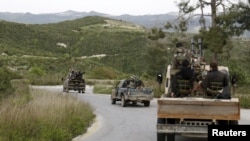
[1,16,250,90]
[0,16,147,57]
[0,16,155,81]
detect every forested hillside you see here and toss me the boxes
[0,16,153,81]
[0,16,147,56]
[0,16,250,92]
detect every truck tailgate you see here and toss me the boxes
[157,97,240,120]
[128,88,154,100]
[129,88,153,95]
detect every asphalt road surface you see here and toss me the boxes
[33,85,250,141]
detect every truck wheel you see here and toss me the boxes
[121,95,127,107]
[78,90,81,93]
[166,118,175,141]
[157,118,166,141]
[229,120,239,125]
[218,120,228,125]
[132,101,137,105]
[144,101,150,107]
[166,134,175,141]
[111,96,116,104]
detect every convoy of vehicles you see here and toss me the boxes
[62,38,241,141]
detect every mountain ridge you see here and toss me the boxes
[0,10,179,28]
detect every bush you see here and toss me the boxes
[93,85,113,94]
[238,95,250,108]
[87,66,118,79]
[0,67,22,99]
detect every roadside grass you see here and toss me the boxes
[238,96,250,108]
[234,84,250,94]
[93,84,113,94]
[28,73,64,85]
[0,80,95,141]
[233,84,250,108]
[86,79,116,95]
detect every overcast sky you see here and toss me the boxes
[0,0,181,15]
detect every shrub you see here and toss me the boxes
[87,66,117,79]
[0,67,22,99]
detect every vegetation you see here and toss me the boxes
[93,84,113,94]
[1,15,250,90]
[146,0,250,93]
[0,67,22,99]
[0,80,95,141]
[0,16,150,78]
[1,15,250,86]
[239,96,250,108]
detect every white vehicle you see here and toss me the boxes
[156,39,240,141]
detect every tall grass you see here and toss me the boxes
[0,86,95,141]
[239,96,250,108]
[28,73,64,86]
[93,84,113,94]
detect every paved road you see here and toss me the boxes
[32,85,250,141]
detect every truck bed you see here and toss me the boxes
[157,97,240,120]
[127,88,154,101]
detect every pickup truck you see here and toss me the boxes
[111,79,154,107]
[156,40,240,141]
[62,71,85,93]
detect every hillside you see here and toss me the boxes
[0,11,178,28]
[0,11,203,32]
[0,16,148,57]
[0,16,155,77]
[1,15,250,90]
[1,11,250,36]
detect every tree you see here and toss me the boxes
[0,67,22,98]
[145,42,170,76]
[216,0,250,36]
[148,28,165,40]
[167,0,238,62]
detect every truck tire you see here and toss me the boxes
[157,118,166,141]
[166,134,175,141]
[144,101,150,107]
[111,96,116,104]
[166,118,175,141]
[132,101,137,105]
[229,120,239,125]
[65,87,69,93]
[121,95,127,107]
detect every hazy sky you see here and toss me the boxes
[0,0,180,15]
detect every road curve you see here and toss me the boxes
[32,85,250,141]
